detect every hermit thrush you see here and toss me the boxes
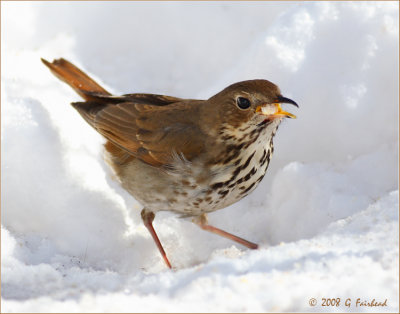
[42,58,298,269]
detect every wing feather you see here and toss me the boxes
[72,99,206,167]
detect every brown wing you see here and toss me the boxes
[42,58,205,167]
[72,100,206,167]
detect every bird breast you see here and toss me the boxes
[108,119,281,216]
[201,119,281,211]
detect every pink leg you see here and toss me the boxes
[193,214,259,250]
[141,209,172,269]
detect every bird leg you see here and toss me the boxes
[141,209,172,269]
[193,214,259,250]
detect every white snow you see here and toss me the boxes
[1,1,398,312]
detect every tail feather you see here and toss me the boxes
[41,58,111,100]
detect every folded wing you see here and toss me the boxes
[42,58,205,167]
[72,99,205,167]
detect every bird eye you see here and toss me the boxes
[236,97,251,109]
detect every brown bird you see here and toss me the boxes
[42,58,298,269]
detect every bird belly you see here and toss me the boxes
[106,154,214,215]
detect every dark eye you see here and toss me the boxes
[236,97,251,109]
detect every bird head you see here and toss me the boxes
[207,79,298,130]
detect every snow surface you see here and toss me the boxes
[1,1,399,312]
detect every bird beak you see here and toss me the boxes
[256,96,298,119]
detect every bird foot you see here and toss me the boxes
[141,209,172,269]
[193,214,259,250]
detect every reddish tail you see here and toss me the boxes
[41,58,111,100]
